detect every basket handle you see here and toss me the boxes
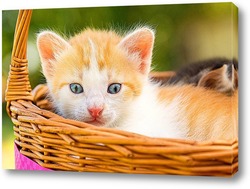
[5,10,33,115]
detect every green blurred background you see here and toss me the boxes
[2,2,238,169]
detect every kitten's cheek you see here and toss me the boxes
[101,112,116,125]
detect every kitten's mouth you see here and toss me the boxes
[86,119,105,126]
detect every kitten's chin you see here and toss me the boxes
[86,120,104,127]
[85,118,116,128]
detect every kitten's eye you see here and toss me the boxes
[107,83,122,94]
[70,83,84,94]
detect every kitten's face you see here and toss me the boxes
[37,28,154,127]
[50,41,143,127]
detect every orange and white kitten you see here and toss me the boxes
[37,27,238,141]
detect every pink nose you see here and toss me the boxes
[88,107,103,118]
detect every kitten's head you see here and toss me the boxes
[37,27,155,127]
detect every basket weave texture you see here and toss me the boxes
[5,10,238,176]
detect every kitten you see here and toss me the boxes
[166,58,238,95]
[37,27,238,141]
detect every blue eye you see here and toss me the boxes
[70,83,84,94]
[107,83,122,94]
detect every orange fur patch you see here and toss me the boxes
[157,85,238,141]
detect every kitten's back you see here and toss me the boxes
[157,85,238,141]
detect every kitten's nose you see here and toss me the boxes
[88,107,104,118]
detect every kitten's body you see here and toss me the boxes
[37,27,238,141]
[118,82,238,141]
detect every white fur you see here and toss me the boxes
[116,82,188,139]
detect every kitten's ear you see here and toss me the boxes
[118,27,155,75]
[37,31,70,79]
[198,64,238,95]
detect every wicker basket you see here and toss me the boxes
[5,10,238,176]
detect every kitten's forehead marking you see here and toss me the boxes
[88,38,98,71]
[82,38,108,91]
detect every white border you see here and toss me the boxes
[1,0,249,189]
